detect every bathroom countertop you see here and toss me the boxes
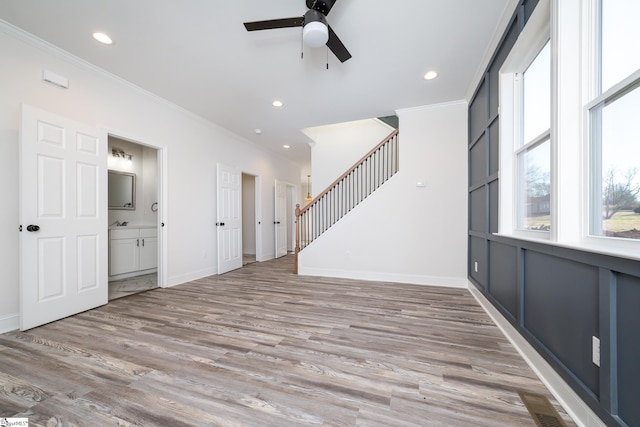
[109,224,157,230]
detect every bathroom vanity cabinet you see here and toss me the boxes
[109,226,157,278]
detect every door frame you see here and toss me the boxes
[274,180,298,258]
[253,174,263,262]
[286,183,297,252]
[240,172,262,263]
[104,130,166,288]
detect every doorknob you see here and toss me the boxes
[26,224,40,232]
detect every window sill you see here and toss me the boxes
[495,230,550,242]
[492,232,640,262]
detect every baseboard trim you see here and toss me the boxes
[468,284,606,427]
[0,313,19,334]
[166,267,218,288]
[298,267,468,288]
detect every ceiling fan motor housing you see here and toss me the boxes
[303,10,328,48]
[306,0,336,16]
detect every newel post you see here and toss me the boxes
[294,204,301,274]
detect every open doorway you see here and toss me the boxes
[286,183,297,253]
[107,136,160,300]
[275,180,298,258]
[242,173,258,265]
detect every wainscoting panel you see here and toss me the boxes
[488,181,499,234]
[469,136,487,186]
[469,236,486,289]
[523,251,599,396]
[488,20,519,118]
[617,273,640,427]
[469,187,486,233]
[488,241,518,318]
[488,120,499,175]
[469,80,487,143]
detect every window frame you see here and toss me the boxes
[582,0,640,253]
[498,0,551,241]
[495,0,640,260]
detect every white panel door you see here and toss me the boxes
[217,163,242,274]
[274,180,287,258]
[20,104,107,330]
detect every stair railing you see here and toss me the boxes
[295,129,399,273]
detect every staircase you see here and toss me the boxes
[295,129,399,272]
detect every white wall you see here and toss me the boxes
[299,101,468,287]
[0,25,300,331]
[304,118,394,196]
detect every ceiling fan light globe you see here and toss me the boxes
[303,21,329,48]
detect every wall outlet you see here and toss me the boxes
[474,261,478,273]
[592,336,600,367]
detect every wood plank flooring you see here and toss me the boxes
[0,255,575,426]
[109,273,158,300]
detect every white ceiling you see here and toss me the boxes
[0,1,512,171]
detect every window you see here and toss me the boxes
[498,1,551,239]
[495,0,640,258]
[589,0,640,241]
[518,41,551,232]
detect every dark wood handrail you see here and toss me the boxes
[298,129,398,215]
[294,129,399,273]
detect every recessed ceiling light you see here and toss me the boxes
[255,129,262,135]
[283,145,290,149]
[272,100,283,107]
[92,32,113,45]
[423,71,438,80]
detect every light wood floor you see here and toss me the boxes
[109,273,158,300]
[0,255,574,426]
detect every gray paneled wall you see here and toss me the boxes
[467,1,640,425]
[617,273,640,427]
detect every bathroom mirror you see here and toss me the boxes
[108,170,136,210]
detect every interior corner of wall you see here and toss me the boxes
[0,313,20,334]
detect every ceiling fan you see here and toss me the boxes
[243,0,352,63]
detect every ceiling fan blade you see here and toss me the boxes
[244,17,303,32]
[326,25,351,62]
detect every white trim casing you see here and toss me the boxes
[498,0,551,240]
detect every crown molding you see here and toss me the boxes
[0,19,301,169]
